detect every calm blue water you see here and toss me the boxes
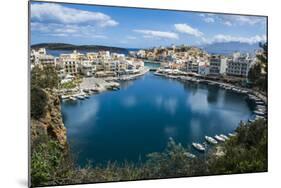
[144,61,161,69]
[61,72,253,166]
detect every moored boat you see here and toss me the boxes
[205,136,218,144]
[184,152,196,158]
[69,96,76,101]
[254,110,265,116]
[76,95,85,100]
[214,135,225,142]
[228,133,237,137]
[192,142,205,152]
[220,134,229,140]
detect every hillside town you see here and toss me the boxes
[30,44,263,101]
[130,44,258,79]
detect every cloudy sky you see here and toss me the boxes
[30,2,267,48]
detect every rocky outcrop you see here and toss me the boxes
[31,90,67,148]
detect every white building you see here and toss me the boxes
[184,57,199,73]
[30,48,55,66]
[209,55,227,76]
[136,50,146,58]
[60,58,79,76]
[198,61,210,76]
[226,52,253,77]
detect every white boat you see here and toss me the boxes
[84,94,90,99]
[184,152,196,159]
[228,133,237,137]
[256,105,266,109]
[214,135,225,142]
[220,134,229,140]
[192,142,205,152]
[255,115,265,120]
[61,95,69,100]
[69,96,76,101]
[76,95,85,100]
[254,110,265,116]
[112,87,120,91]
[256,101,265,105]
[205,136,218,144]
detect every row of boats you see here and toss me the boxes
[154,72,251,95]
[247,94,267,121]
[61,85,121,101]
[192,133,237,152]
[62,93,91,101]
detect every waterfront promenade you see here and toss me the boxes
[154,71,267,105]
[79,67,149,91]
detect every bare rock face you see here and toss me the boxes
[31,90,67,148]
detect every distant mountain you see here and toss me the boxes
[202,42,261,55]
[31,43,132,54]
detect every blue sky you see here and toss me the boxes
[30,2,267,48]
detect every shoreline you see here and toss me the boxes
[154,71,267,105]
[58,70,267,164]
[59,67,150,100]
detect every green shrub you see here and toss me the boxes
[31,120,267,186]
[31,65,59,89]
[31,87,48,119]
[208,119,267,174]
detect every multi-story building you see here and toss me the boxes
[209,55,227,76]
[60,58,79,76]
[80,64,95,77]
[184,57,199,73]
[136,50,146,58]
[103,60,117,72]
[86,52,99,61]
[226,52,253,77]
[30,48,55,67]
[198,61,210,76]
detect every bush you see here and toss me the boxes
[31,87,48,119]
[31,65,59,89]
[31,121,267,186]
[208,119,267,174]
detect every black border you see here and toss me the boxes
[28,1,269,187]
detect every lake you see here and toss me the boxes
[61,72,254,166]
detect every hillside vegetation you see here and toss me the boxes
[31,43,130,54]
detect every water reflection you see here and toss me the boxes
[61,72,253,166]
[187,92,209,114]
[122,96,137,107]
[62,99,99,135]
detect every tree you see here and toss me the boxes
[31,65,59,89]
[248,42,268,91]
[208,119,267,174]
[31,86,48,119]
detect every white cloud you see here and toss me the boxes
[134,29,179,39]
[174,23,204,37]
[31,3,118,27]
[122,96,137,107]
[218,15,266,26]
[163,98,178,115]
[223,21,233,26]
[232,15,265,25]
[31,22,107,39]
[203,17,215,23]
[205,34,267,44]
[199,13,266,27]
[126,36,137,40]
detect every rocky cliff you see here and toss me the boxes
[31,90,67,148]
